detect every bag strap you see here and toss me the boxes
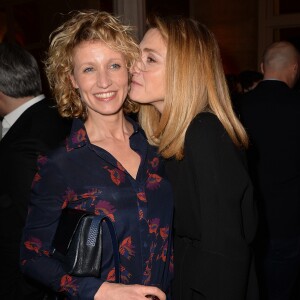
[86,215,120,283]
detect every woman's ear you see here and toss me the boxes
[260,62,264,74]
[69,74,79,89]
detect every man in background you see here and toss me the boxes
[237,41,300,300]
[0,42,71,299]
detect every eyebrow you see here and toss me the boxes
[143,47,164,57]
[77,57,124,65]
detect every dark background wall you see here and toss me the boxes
[0,0,299,94]
[191,1,258,74]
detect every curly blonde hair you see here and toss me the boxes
[45,10,140,119]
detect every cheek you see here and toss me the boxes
[77,76,97,91]
[122,85,129,95]
[154,72,165,95]
[118,73,130,90]
[155,82,165,99]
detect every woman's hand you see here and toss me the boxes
[94,282,166,300]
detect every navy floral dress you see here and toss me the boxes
[20,118,173,299]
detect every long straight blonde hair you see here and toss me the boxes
[138,16,248,160]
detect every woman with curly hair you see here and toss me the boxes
[20,10,173,300]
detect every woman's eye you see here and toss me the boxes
[146,56,156,63]
[110,63,121,70]
[83,67,93,73]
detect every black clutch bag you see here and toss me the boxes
[52,208,120,282]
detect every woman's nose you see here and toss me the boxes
[130,59,145,74]
[96,71,112,88]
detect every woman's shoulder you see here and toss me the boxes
[185,113,247,165]
[187,112,225,140]
[184,111,239,155]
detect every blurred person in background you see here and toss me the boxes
[0,42,71,299]
[237,41,300,300]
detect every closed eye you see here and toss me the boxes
[146,56,156,63]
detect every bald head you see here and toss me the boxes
[261,41,300,88]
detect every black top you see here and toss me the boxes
[166,112,258,299]
[237,80,300,239]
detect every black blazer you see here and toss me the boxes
[167,112,258,300]
[0,98,71,299]
[237,80,300,239]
